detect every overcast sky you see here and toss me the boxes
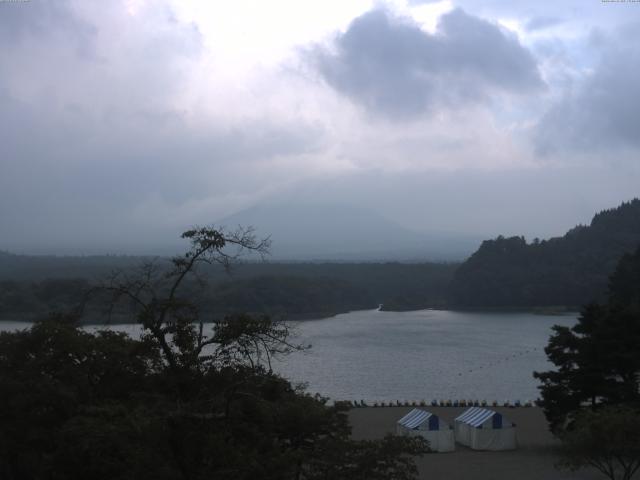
[1,0,639,254]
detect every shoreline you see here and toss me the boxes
[0,306,579,326]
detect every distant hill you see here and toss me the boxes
[220,203,480,261]
[449,199,640,308]
[0,252,145,282]
[0,260,457,321]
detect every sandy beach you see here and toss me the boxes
[349,406,605,480]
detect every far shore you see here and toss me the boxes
[0,306,580,326]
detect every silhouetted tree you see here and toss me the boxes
[534,245,640,432]
[557,406,640,480]
[90,225,271,372]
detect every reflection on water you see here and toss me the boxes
[0,309,576,402]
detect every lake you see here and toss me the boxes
[0,309,576,403]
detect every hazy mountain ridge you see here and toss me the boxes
[450,199,640,307]
[0,252,148,282]
[220,203,481,261]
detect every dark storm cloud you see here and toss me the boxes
[535,22,640,154]
[310,8,543,118]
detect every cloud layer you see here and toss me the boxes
[0,0,638,255]
[535,23,640,153]
[311,8,543,118]
[0,0,322,253]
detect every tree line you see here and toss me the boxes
[0,261,456,321]
[450,199,640,308]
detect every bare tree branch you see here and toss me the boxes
[82,225,307,376]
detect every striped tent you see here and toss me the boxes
[454,407,517,451]
[396,409,455,452]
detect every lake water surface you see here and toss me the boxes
[0,309,576,403]
[278,309,576,403]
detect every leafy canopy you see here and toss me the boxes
[534,246,640,432]
[558,406,640,480]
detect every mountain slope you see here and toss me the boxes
[449,199,640,307]
[220,203,479,261]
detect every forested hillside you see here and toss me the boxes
[0,256,456,321]
[0,251,144,281]
[4,200,639,316]
[450,199,640,307]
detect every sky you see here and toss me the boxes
[1,0,639,255]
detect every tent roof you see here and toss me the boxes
[455,407,505,427]
[397,409,436,429]
[455,406,483,422]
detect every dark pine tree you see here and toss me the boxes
[534,245,640,432]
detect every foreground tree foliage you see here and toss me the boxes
[535,245,640,479]
[534,245,640,432]
[557,407,640,480]
[0,227,428,480]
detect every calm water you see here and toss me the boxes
[278,309,576,403]
[0,309,576,403]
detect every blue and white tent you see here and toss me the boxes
[454,407,516,450]
[396,409,455,452]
